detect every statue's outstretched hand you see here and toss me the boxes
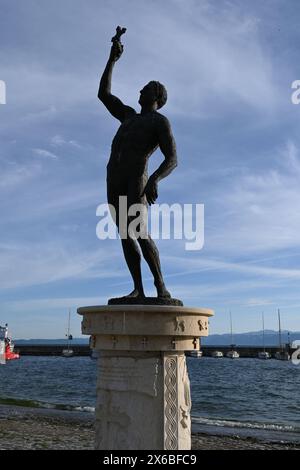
[109,41,123,62]
[142,177,158,205]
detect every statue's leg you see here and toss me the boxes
[107,176,145,298]
[127,174,171,299]
[121,237,145,298]
[138,236,171,298]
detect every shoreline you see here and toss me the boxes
[0,405,299,450]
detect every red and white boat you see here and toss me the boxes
[0,324,20,363]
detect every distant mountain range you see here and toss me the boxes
[15,330,300,346]
[15,338,89,345]
[202,330,300,346]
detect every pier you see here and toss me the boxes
[15,344,91,356]
[200,345,292,358]
[14,343,294,358]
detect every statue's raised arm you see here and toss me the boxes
[98,26,132,122]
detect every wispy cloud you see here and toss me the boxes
[33,148,59,160]
[0,242,124,290]
[165,254,300,281]
[0,160,42,189]
[50,135,82,149]
[201,141,300,255]
[243,298,275,307]
[2,296,107,312]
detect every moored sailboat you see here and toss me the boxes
[274,309,290,361]
[226,350,240,359]
[62,309,74,358]
[211,350,223,358]
[189,350,203,358]
[258,313,271,359]
[226,311,239,359]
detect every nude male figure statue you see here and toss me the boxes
[98,27,181,305]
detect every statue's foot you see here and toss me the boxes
[108,292,183,306]
[156,286,171,299]
[125,288,145,299]
[108,289,146,305]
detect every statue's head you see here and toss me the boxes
[139,81,167,110]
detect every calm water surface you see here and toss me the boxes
[0,356,299,442]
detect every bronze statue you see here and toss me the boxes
[98,27,182,306]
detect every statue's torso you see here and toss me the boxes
[107,111,160,177]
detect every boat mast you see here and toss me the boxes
[262,312,265,352]
[67,309,71,351]
[230,311,233,347]
[278,309,282,351]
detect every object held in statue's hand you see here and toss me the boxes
[111,26,127,44]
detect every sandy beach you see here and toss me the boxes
[0,405,299,450]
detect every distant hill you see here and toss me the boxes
[15,338,89,345]
[15,330,300,346]
[202,330,300,346]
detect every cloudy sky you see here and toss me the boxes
[1,0,300,338]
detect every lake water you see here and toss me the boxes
[0,356,299,443]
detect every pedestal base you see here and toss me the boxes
[78,304,213,450]
[96,351,190,450]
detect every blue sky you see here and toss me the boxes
[1,0,300,338]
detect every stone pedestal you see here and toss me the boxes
[78,305,214,450]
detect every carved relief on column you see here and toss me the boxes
[178,355,191,449]
[163,355,178,450]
